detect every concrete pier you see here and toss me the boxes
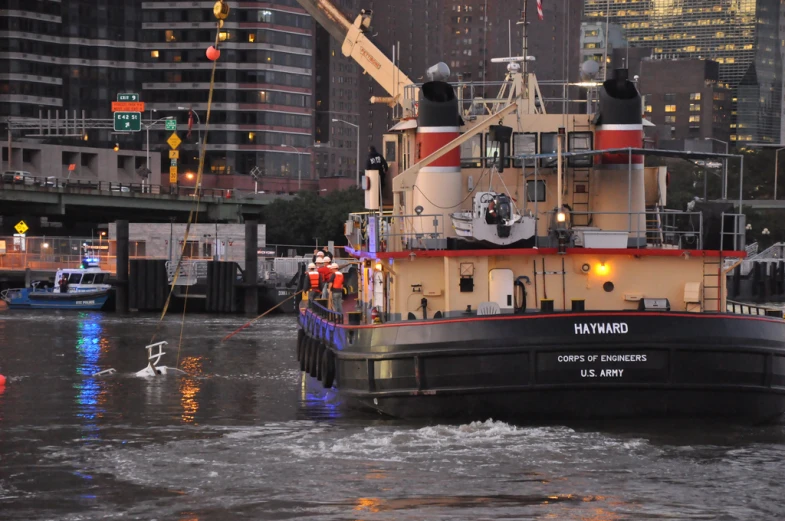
[244,220,259,315]
[116,220,129,313]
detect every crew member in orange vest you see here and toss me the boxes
[316,257,332,305]
[306,262,321,304]
[328,263,344,314]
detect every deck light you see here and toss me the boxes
[596,263,609,276]
[375,262,383,271]
[556,211,567,223]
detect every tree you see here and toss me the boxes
[262,188,365,246]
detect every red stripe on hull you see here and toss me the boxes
[596,129,644,165]
[416,131,461,167]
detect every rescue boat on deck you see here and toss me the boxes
[294,1,785,422]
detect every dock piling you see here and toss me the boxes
[116,220,129,313]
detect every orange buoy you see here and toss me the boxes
[0,374,6,386]
[206,46,220,61]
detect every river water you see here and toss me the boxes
[1,310,784,520]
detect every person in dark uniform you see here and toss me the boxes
[366,146,389,194]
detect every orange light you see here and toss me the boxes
[186,172,194,180]
[375,262,382,271]
[595,262,609,276]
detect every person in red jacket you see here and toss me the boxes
[316,257,332,306]
[328,263,344,315]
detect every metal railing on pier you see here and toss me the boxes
[726,300,783,318]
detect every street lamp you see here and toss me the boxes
[281,143,302,190]
[704,137,729,199]
[144,115,176,192]
[332,118,361,186]
[177,106,202,145]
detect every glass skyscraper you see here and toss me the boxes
[584,0,785,144]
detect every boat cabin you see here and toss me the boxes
[55,260,111,294]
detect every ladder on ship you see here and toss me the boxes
[570,117,592,226]
[645,204,664,247]
[702,253,722,312]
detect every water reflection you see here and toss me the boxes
[74,312,107,441]
[179,356,203,424]
[299,372,343,420]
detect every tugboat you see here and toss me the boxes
[1,257,111,310]
[294,0,785,422]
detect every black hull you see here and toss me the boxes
[297,310,785,422]
[260,285,298,313]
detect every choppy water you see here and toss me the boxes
[1,310,784,520]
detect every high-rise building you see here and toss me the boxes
[141,1,315,192]
[583,0,785,144]
[639,59,732,146]
[2,1,316,193]
[580,22,627,79]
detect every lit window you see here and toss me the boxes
[165,30,176,42]
[259,9,272,23]
[689,115,701,123]
[219,31,229,42]
[248,33,256,43]
[645,104,652,113]
[690,93,701,101]
[151,50,159,58]
[259,91,268,103]
[665,105,676,113]
[248,132,256,142]
[690,103,700,112]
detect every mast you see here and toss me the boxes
[517,0,529,91]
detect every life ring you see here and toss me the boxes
[0,374,6,386]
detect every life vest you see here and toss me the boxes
[332,272,344,291]
[308,270,320,290]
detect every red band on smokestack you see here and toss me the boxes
[416,127,460,168]
[596,124,643,165]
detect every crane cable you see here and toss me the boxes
[150,5,226,370]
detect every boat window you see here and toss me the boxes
[540,133,558,168]
[485,133,510,168]
[94,273,106,284]
[512,133,537,168]
[68,273,82,284]
[460,134,483,168]
[81,273,95,284]
[568,132,593,167]
[526,180,546,202]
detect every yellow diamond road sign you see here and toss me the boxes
[14,220,28,234]
[167,132,181,150]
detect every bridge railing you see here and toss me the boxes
[0,175,258,199]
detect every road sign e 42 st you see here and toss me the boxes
[114,112,142,132]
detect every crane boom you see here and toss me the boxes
[297,0,416,117]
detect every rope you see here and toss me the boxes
[221,292,300,342]
[149,21,223,370]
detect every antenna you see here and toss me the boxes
[517,0,529,90]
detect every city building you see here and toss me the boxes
[1,1,317,194]
[580,22,627,79]
[583,0,785,145]
[141,1,316,193]
[639,59,732,149]
[311,0,362,188]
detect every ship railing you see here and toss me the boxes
[546,210,704,250]
[726,300,783,318]
[309,297,343,324]
[346,212,446,253]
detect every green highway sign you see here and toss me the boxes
[114,112,142,132]
[165,119,177,131]
[117,93,139,102]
